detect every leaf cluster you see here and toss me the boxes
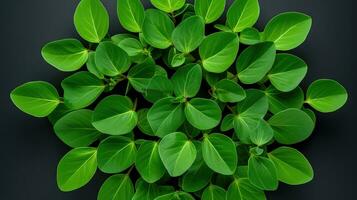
[10,0,348,199]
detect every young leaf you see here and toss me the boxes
[97,136,136,173]
[195,0,226,24]
[57,147,97,192]
[117,0,145,32]
[213,79,246,103]
[148,97,185,137]
[98,174,134,200]
[133,179,175,200]
[182,141,214,192]
[306,79,348,113]
[226,178,266,200]
[199,32,239,73]
[171,64,202,98]
[117,38,145,57]
[74,0,109,43]
[86,52,105,79]
[135,141,166,183]
[263,12,312,50]
[250,119,274,146]
[41,39,88,72]
[142,9,175,49]
[220,114,234,132]
[158,132,197,177]
[150,0,185,13]
[54,109,101,148]
[239,27,262,45]
[248,155,278,191]
[236,42,276,84]
[10,81,60,117]
[92,95,138,135]
[61,71,105,109]
[185,98,222,130]
[201,185,226,200]
[95,41,131,76]
[268,108,314,144]
[202,133,238,175]
[268,53,308,92]
[268,146,314,185]
[227,0,260,33]
[172,15,205,53]
[265,85,304,114]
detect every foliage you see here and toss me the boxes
[10,0,348,199]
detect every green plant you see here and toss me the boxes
[10,0,348,199]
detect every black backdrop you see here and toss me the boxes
[1,0,356,199]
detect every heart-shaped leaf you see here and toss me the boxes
[202,133,238,175]
[57,147,97,191]
[159,132,197,177]
[97,136,136,173]
[263,12,312,50]
[74,0,109,43]
[92,95,138,135]
[306,79,348,113]
[10,81,60,117]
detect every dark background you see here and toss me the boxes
[0,0,355,199]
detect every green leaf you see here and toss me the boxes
[248,155,278,191]
[171,64,202,98]
[150,0,185,13]
[117,38,145,57]
[185,98,222,130]
[41,39,88,72]
[172,15,205,53]
[133,179,175,200]
[54,109,101,148]
[263,12,312,51]
[306,79,348,113]
[92,95,138,135]
[154,191,195,200]
[143,76,174,103]
[226,178,266,200]
[220,114,234,132]
[117,0,145,32]
[95,41,131,76]
[233,89,268,143]
[61,71,105,109]
[128,63,162,93]
[86,52,105,79]
[167,48,186,67]
[239,27,262,45]
[10,81,60,117]
[98,174,134,200]
[97,136,136,173]
[202,133,238,175]
[182,141,214,192]
[48,104,74,125]
[268,146,314,185]
[159,132,197,177]
[265,85,304,114]
[236,42,276,84]
[268,108,314,144]
[137,108,155,136]
[268,53,308,92]
[148,97,185,137]
[302,107,316,124]
[74,0,109,43]
[136,141,166,183]
[202,185,226,200]
[213,79,246,103]
[142,9,175,49]
[57,147,97,192]
[227,0,260,33]
[199,32,239,73]
[250,119,274,146]
[195,0,226,24]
